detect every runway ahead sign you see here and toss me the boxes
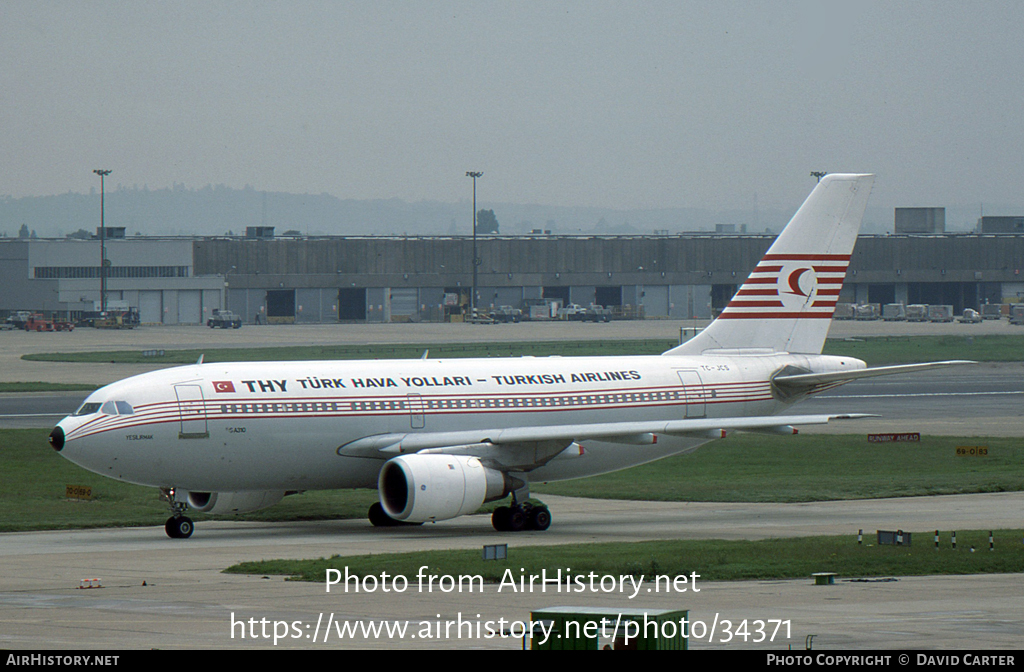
[867,433,920,443]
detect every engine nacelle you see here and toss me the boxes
[186,490,285,515]
[378,454,510,523]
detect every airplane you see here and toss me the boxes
[48,173,971,538]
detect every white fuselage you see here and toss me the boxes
[54,351,857,493]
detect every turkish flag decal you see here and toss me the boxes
[213,381,235,393]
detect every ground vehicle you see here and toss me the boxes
[83,309,140,328]
[489,306,523,323]
[960,309,982,324]
[833,303,855,320]
[557,304,586,320]
[24,314,74,332]
[928,305,954,323]
[981,304,1004,320]
[582,305,613,322]
[94,313,135,329]
[207,309,243,329]
[464,309,496,325]
[855,304,880,320]
[882,303,906,321]
[1010,305,1024,326]
[906,304,929,322]
[5,311,34,330]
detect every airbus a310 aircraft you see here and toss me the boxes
[49,174,968,538]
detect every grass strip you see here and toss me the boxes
[226,530,1024,583]
[20,334,1024,366]
[533,435,1024,502]
[0,383,98,393]
[5,429,1021,533]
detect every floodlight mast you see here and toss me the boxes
[93,169,112,313]
[466,171,483,314]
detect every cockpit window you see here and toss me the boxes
[98,401,134,416]
[74,402,102,416]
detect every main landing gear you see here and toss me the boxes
[161,488,194,539]
[491,501,551,532]
[492,477,551,532]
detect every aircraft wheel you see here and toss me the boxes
[491,506,510,532]
[368,502,422,527]
[529,506,552,531]
[507,508,528,532]
[165,516,194,539]
[369,502,399,527]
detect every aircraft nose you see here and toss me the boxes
[49,425,65,452]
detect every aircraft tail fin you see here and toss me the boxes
[665,173,874,356]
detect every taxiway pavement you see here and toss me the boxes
[1,493,1022,650]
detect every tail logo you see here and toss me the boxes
[721,254,848,320]
[785,268,812,297]
[779,265,817,311]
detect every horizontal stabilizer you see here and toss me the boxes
[773,360,976,387]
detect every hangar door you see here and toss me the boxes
[266,290,295,321]
[177,291,202,324]
[641,285,669,317]
[338,288,367,321]
[139,291,162,324]
[389,288,418,321]
[595,286,622,306]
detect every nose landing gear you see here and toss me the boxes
[160,488,194,539]
[165,515,194,539]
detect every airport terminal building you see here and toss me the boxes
[2,229,1023,323]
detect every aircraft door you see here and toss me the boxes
[175,384,210,439]
[407,393,425,429]
[676,370,706,418]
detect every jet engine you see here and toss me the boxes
[378,454,511,523]
[186,490,285,515]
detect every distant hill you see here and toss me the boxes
[0,184,1007,238]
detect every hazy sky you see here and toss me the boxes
[3,1,1023,215]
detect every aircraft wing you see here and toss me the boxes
[336,412,873,461]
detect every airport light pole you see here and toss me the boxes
[810,171,828,183]
[93,169,112,313]
[466,171,483,314]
